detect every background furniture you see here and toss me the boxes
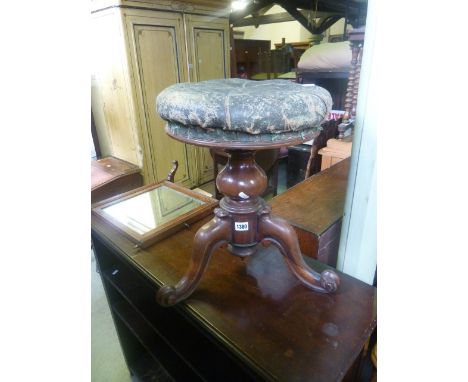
[339,27,365,138]
[233,38,271,79]
[92,210,376,381]
[91,110,101,159]
[287,144,314,188]
[91,0,231,188]
[274,40,310,51]
[253,43,303,80]
[297,71,349,109]
[292,28,365,183]
[319,136,353,170]
[91,156,143,204]
[296,28,365,116]
[271,158,350,267]
[233,38,305,81]
[210,148,280,199]
[287,119,339,187]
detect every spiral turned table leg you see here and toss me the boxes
[156,208,231,306]
[258,206,340,293]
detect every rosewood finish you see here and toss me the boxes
[210,148,280,199]
[156,148,340,306]
[155,78,337,306]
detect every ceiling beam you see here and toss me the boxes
[315,15,343,33]
[281,0,362,14]
[280,3,319,34]
[255,4,273,16]
[228,0,367,29]
[231,10,341,28]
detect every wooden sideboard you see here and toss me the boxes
[271,158,350,266]
[92,202,376,381]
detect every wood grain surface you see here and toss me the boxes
[92,208,376,382]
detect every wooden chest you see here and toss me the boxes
[271,158,350,266]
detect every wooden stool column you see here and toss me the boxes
[218,150,267,257]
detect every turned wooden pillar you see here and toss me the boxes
[339,27,365,139]
[217,150,266,256]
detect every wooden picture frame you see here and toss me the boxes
[92,181,218,248]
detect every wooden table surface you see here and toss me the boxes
[92,208,376,382]
[91,156,143,204]
[271,158,350,236]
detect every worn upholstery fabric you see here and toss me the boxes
[165,122,318,146]
[156,79,332,135]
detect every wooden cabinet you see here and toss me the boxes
[185,14,230,184]
[92,210,376,381]
[91,1,231,188]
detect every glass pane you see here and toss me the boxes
[103,186,204,235]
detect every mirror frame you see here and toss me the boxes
[92,180,218,248]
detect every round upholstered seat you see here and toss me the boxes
[156,79,332,149]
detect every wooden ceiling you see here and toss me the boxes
[230,0,367,34]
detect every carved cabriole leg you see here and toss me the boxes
[258,206,340,293]
[156,208,232,306]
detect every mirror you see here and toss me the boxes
[103,186,204,235]
[92,181,218,248]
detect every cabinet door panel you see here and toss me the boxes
[91,10,140,165]
[125,12,195,187]
[193,29,226,81]
[186,16,230,185]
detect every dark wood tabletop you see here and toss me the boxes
[269,158,350,266]
[92,207,376,382]
[271,158,350,236]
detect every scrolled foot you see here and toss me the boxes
[155,212,231,307]
[258,212,340,294]
[320,269,340,293]
[156,285,178,307]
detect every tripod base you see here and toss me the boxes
[156,149,340,307]
[156,204,340,306]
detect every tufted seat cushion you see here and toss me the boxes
[156,79,332,135]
